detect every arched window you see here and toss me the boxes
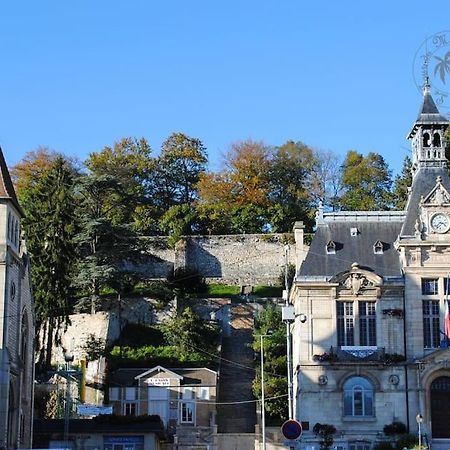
[343,376,374,417]
[433,133,441,147]
[424,132,431,147]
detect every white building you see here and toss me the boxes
[0,149,34,448]
[291,83,450,450]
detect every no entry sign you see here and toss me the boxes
[281,419,302,440]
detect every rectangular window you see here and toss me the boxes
[337,302,354,346]
[359,302,376,346]
[125,387,136,401]
[110,387,119,401]
[337,301,377,347]
[123,402,137,416]
[199,387,209,400]
[423,300,440,348]
[422,278,439,295]
[180,401,195,423]
[444,277,450,295]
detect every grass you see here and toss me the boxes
[203,284,240,297]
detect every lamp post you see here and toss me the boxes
[259,332,272,450]
[416,413,423,448]
[63,349,74,449]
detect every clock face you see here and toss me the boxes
[430,213,450,233]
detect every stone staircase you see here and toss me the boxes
[217,304,257,433]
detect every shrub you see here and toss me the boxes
[384,421,408,436]
[313,423,337,450]
[395,434,418,450]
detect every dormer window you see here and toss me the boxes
[350,227,358,237]
[373,240,384,255]
[326,240,336,254]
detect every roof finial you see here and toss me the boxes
[423,75,430,95]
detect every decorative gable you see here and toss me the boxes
[422,176,450,206]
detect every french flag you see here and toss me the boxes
[446,275,450,342]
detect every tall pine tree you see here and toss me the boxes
[21,156,78,370]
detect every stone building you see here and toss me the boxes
[291,83,450,450]
[0,149,34,448]
[109,365,218,449]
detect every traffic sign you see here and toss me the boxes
[281,419,302,440]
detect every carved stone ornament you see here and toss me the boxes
[422,176,450,205]
[331,262,382,296]
[318,375,328,385]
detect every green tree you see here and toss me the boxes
[393,156,412,210]
[85,137,154,229]
[73,174,145,313]
[268,141,316,231]
[340,150,393,210]
[20,156,78,370]
[196,140,271,233]
[252,305,287,423]
[162,307,219,359]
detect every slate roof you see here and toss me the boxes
[299,216,404,278]
[401,167,450,236]
[0,147,22,215]
[109,367,217,387]
[408,87,448,138]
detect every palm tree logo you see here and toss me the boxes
[434,50,450,84]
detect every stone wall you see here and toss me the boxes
[145,230,308,285]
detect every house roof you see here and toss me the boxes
[0,147,23,215]
[400,167,450,236]
[134,365,183,380]
[109,367,217,387]
[299,216,404,278]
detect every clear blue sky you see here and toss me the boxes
[0,1,449,176]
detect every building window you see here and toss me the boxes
[326,240,336,255]
[123,402,137,416]
[343,376,374,417]
[349,443,371,450]
[109,387,119,401]
[373,240,384,254]
[125,387,136,401]
[422,278,439,295]
[423,300,440,348]
[337,302,354,346]
[180,401,195,423]
[359,302,376,346]
[337,302,376,347]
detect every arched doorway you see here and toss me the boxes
[431,376,450,438]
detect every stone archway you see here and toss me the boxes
[431,376,450,438]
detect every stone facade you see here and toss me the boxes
[291,84,450,450]
[0,150,34,449]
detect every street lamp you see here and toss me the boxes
[63,349,74,449]
[416,414,423,448]
[259,332,272,450]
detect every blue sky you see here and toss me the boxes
[0,1,449,176]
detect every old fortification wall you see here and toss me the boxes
[144,224,307,285]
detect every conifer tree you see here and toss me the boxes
[21,156,78,370]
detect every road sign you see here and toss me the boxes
[281,419,302,440]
